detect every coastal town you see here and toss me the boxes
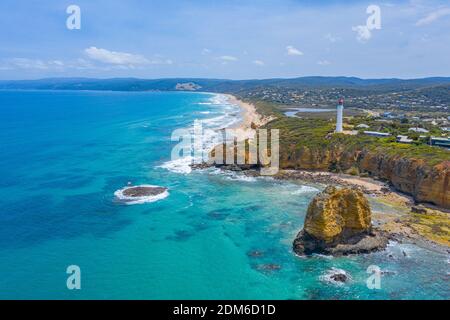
[236,84,450,150]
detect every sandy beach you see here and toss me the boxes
[225,94,275,141]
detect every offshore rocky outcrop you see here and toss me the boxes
[279,146,450,209]
[293,186,388,256]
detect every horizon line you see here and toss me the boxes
[2,75,450,82]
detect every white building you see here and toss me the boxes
[364,131,391,137]
[336,98,344,133]
[409,127,429,133]
[397,135,413,144]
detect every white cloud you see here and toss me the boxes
[0,58,66,70]
[286,45,303,56]
[0,58,94,71]
[50,60,64,66]
[325,33,341,43]
[201,48,211,55]
[0,58,71,71]
[218,55,238,61]
[0,52,173,72]
[14,58,49,69]
[84,47,149,65]
[253,60,265,66]
[416,7,450,26]
[317,60,331,66]
[352,25,372,43]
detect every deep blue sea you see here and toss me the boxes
[0,90,448,299]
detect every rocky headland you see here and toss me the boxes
[292,186,388,256]
[191,95,449,251]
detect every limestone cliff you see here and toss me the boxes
[304,186,372,241]
[206,133,449,208]
[280,146,449,209]
[293,186,388,256]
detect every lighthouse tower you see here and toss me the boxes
[336,98,344,133]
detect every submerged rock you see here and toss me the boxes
[331,273,347,283]
[247,250,264,258]
[320,268,351,285]
[293,186,388,256]
[256,264,281,272]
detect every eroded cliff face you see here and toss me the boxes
[293,186,387,256]
[209,140,449,208]
[304,186,372,242]
[356,151,450,208]
[279,146,450,209]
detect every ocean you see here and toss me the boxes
[0,90,448,299]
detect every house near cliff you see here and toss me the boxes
[363,131,391,137]
[409,127,429,133]
[397,135,413,144]
[430,136,450,149]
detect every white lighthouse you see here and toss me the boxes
[336,98,344,133]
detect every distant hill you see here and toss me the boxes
[1,76,450,93]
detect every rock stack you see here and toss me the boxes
[293,186,388,256]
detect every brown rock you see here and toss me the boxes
[303,186,372,242]
[293,186,388,256]
[411,206,428,214]
[277,144,449,209]
[122,186,167,197]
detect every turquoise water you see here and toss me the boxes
[0,90,448,299]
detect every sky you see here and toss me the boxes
[0,0,449,80]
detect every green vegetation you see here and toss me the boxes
[408,211,450,247]
[260,106,449,167]
[348,116,447,137]
[2,76,447,166]
[368,139,450,166]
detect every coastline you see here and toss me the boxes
[271,169,450,252]
[2,89,448,299]
[210,95,449,252]
[224,94,275,141]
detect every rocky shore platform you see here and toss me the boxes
[191,163,449,252]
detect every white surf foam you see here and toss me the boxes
[319,268,352,286]
[114,184,169,205]
[160,94,241,174]
[291,185,320,195]
[223,173,258,182]
[159,156,194,174]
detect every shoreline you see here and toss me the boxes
[224,94,275,141]
[270,169,450,252]
[204,93,449,252]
